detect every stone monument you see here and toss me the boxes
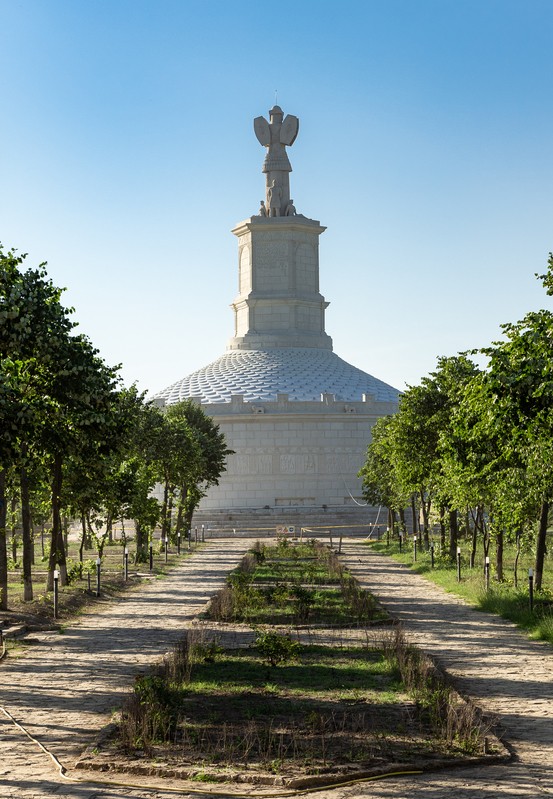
[155,106,399,527]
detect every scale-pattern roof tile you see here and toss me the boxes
[156,348,400,405]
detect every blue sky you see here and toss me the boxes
[1,0,552,395]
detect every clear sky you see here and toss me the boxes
[1,0,552,396]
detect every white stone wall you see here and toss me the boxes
[197,393,396,511]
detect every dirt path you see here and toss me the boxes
[327,540,553,798]
[1,538,552,799]
[0,539,252,799]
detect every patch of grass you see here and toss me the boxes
[117,630,496,779]
[206,541,386,626]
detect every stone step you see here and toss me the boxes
[191,506,388,537]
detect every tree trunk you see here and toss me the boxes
[85,512,94,550]
[97,514,112,558]
[470,511,477,569]
[20,461,34,601]
[11,495,18,563]
[175,495,185,537]
[0,470,8,610]
[420,490,430,549]
[448,509,458,561]
[473,506,489,560]
[439,505,446,548]
[167,494,174,543]
[411,495,418,538]
[47,453,67,591]
[79,514,87,563]
[514,530,522,589]
[135,521,148,563]
[398,507,407,537]
[535,500,549,591]
[495,529,504,582]
[161,477,170,542]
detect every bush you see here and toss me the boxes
[253,628,301,667]
[381,627,490,753]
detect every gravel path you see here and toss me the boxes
[328,541,553,798]
[0,540,252,799]
[1,538,552,799]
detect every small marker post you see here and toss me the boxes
[195,526,198,545]
[485,556,490,591]
[386,526,390,547]
[201,524,205,543]
[164,537,168,564]
[149,543,153,572]
[96,558,101,597]
[124,547,129,582]
[53,569,60,619]
[413,535,417,562]
[430,543,435,569]
[188,529,192,550]
[177,531,181,555]
[399,533,403,553]
[456,546,462,582]
[528,568,534,612]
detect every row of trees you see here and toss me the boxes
[360,256,553,591]
[0,246,231,609]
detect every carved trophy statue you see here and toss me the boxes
[254,105,299,217]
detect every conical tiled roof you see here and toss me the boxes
[156,347,399,405]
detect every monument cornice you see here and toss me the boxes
[232,216,326,238]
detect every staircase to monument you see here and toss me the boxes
[191,505,387,539]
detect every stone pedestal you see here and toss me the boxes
[229,216,333,352]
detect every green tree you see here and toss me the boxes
[165,400,232,535]
[359,414,408,534]
[389,356,479,550]
[0,248,77,600]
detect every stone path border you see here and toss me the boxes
[0,537,551,798]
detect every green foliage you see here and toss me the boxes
[66,558,97,584]
[253,629,301,667]
[129,674,178,745]
[0,245,232,593]
[207,542,384,626]
[382,629,488,754]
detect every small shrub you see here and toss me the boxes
[120,674,178,752]
[191,638,222,663]
[253,628,301,667]
[291,585,314,622]
[381,627,490,752]
[252,541,266,564]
